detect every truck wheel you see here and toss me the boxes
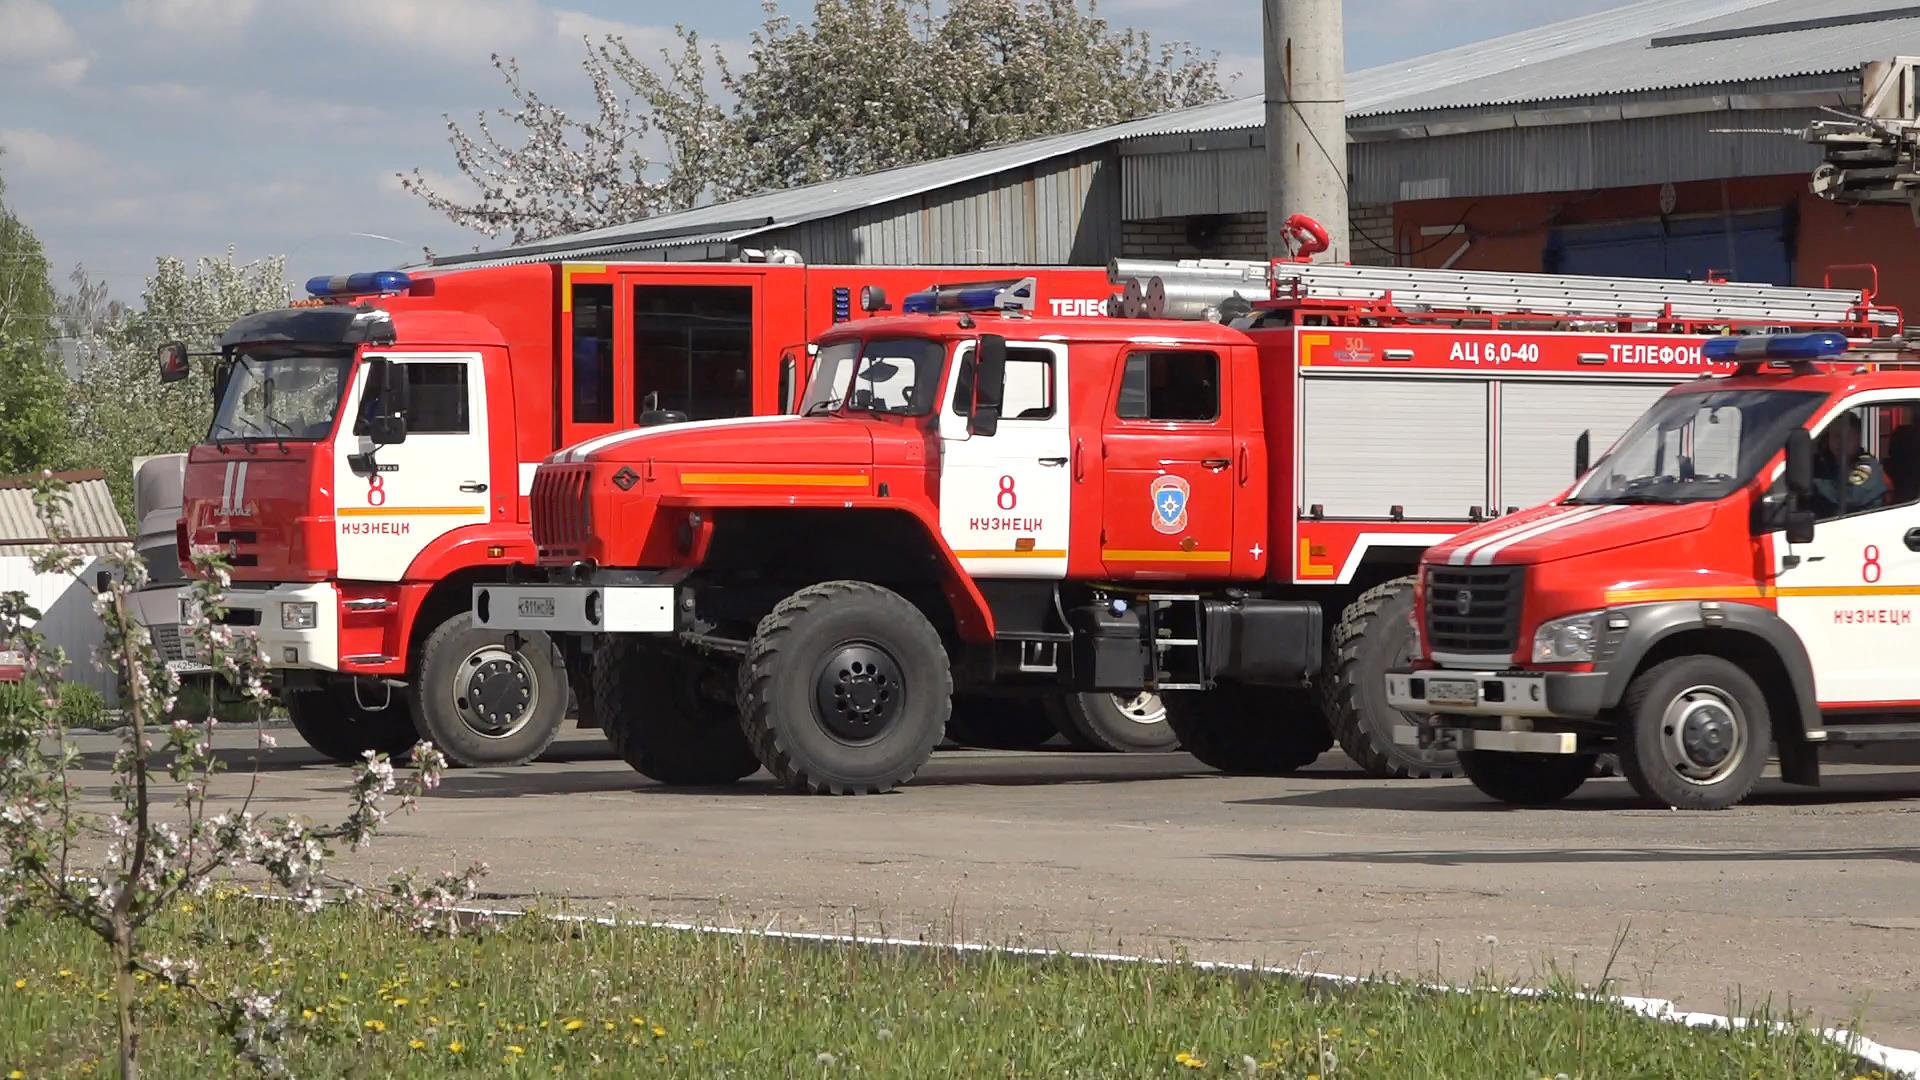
[1053,691,1181,753]
[946,695,1057,749]
[1162,684,1331,775]
[1459,750,1593,804]
[1324,578,1459,779]
[594,638,760,785]
[409,612,568,768]
[285,682,417,764]
[738,581,950,794]
[1618,656,1769,810]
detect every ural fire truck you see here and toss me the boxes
[1385,319,1920,811]
[472,249,1885,793]
[168,258,1118,767]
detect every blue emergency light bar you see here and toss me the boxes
[304,270,413,298]
[901,276,1037,315]
[1702,330,1849,362]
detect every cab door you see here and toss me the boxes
[1774,395,1920,706]
[938,340,1071,578]
[334,353,492,582]
[1100,347,1235,577]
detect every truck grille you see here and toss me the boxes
[152,623,184,661]
[532,465,592,556]
[1424,565,1524,656]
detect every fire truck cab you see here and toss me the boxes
[1388,328,1920,810]
[170,260,1118,768]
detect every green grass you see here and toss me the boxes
[0,896,1882,1078]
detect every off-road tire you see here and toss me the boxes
[1052,691,1181,753]
[285,681,418,764]
[1617,656,1769,810]
[738,581,950,794]
[1163,684,1332,775]
[594,638,760,785]
[946,695,1058,749]
[409,613,568,768]
[1459,750,1594,805]
[1323,578,1459,779]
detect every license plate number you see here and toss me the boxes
[1425,678,1479,706]
[517,597,556,619]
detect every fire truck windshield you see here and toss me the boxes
[1567,388,1825,505]
[209,344,354,443]
[799,337,946,417]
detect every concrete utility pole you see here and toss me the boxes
[1264,0,1349,261]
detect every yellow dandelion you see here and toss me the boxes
[57,970,71,979]
[11,979,23,990]
[364,1019,387,1033]
[177,903,193,914]
[563,1018,586,1032]
[338,972,350,982]
[1327,1027,1342,1038]
[447,1041,464,1054]
[428,1015,441,1026]
[1175,1052,1191,1064]
[9,1070,23,1079]
[1366,1028,1380,1039]
[507,1045,525,1056]
[631,1016,648,1027]
[393,997,409,1007]
[1176,1051,1206,1069]
[604,1022,616,1031]
[447,979,461,989]
[652,1025,666,1038]
[408,1040,427,1051]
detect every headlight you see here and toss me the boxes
[1531,611,1601,664]
[280,601,318,630]
[179,596,197,623]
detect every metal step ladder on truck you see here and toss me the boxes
[467,232,1856,792]
[162,257,1121,767]
[1386,307,1920,810]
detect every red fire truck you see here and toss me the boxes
[474,256,1891,792]
[166,258,1119,767]
[1387,322,1920,811]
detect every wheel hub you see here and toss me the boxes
[814,644,903,742]
[1660,686,1745,785]
[1113,691,1167,726]
[456,646,537,739]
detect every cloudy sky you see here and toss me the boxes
[2,0,1627,301]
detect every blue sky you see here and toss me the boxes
[2,0,1626,299]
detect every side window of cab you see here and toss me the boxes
[1115,350,1220,422]
[1810,401,1920,522]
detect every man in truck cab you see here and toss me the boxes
[1811,409,1888,516]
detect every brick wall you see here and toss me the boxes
[1120,202,1399,265]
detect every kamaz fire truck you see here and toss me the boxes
[167,258,1119,767]
[470,247,1889,793]
[1385,317,1920,811]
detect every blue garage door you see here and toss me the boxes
[1543,210,1793,285]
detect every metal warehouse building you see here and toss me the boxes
[433,0,1920,313]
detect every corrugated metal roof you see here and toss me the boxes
[0,472,130,557]
[437,0,1897,264]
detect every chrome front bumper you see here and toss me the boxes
[128,584,211,675]
[472,583,676,635]
[1386,668,1599,756]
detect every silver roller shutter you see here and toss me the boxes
[1300,377,1489,519]
[1499,381,1671,510]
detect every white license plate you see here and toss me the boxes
[517,596,556,619]
[1425,678,1479,706]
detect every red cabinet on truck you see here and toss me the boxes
[172,260,1117,767]
[476,256,1895,792]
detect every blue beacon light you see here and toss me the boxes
[900,277,1038,315]
[1702,331,1849,362]
[304,270,413,298]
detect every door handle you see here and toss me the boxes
[1073,438,1085,482]
[1237,444,1249,485]
[1905,527,1920,552]
[1038,457,1067,466]
[460,482,489,493]
[1201,457,1230,470]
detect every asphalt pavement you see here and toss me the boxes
[60,725,1920,1049]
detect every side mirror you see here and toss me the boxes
[211,359,233,404]
[158,342,191,384]
[369,414,407,446]
[1784,428,1813,496]
[94,570,112,594]
[1786,508,1816,545]
[1574,429,1591,479]
[779,353,797,413]
[967,333,1007,438]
